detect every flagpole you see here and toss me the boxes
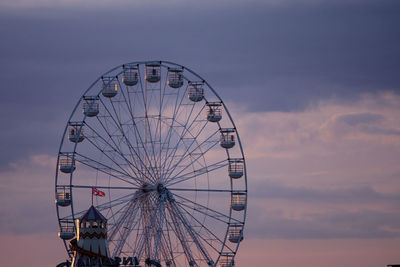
[91,187,93,206]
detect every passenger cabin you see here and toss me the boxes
[167,68,184,88]
[206,102,222,122]
[82,96,99,117]
[188,82,204,102]
[231,192,246,211]
[228,224,244,243]
[122,65,139,86]
[68,123,85,143]
[228,159,244,179]
[59,154,76,174]
[220,128,235,149]
[101,76,118,98]
[219,254,234,267]
[145,63,161,83]
[58,222,75,240]
[56,187,71,207]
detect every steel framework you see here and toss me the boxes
[55,61,247,267]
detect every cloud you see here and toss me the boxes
[236,238,400,267]
[251,180,400,204]
[0,233,67,267]
[232,91,400,160]
[248,209,400,239]
[337,112,384,126]
[0,154,58,235]
[225,91,400,241]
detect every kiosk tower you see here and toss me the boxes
[70,206,110,267]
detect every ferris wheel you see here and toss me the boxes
[55,61,248,267]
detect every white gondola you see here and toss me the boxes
[168,68,184,88]
[56,188,71,207]
[228,159,244,179]
[82,96,99,117]
[122,65,139,86]
[188,82,204,102]
[228,224,244,243]
[59,154,75,174]
[68,123,85,143]
[58,224,75,240]
[146,63,161,83]
[207,102,222,122]
[101,76,118,98]
[231,192,246,211]
[220,128,235,149]
[219,254,234,267]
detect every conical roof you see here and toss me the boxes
[80,205,107,221]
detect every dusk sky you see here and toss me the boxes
[1,0,400,266]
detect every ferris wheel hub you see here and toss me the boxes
[140,183,153,193]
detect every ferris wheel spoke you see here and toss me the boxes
[61,192,135,221]
[162,120,217,180]
[156,75,171,169]
[170,129,218,173]
[124,202,146,258]
[135,194,159,261]
[164,133,220,184]
[160,101,203,175]
[97,192,137,210]
[138,69,161,182]
[82,131,141,180]
[166,204,197,265]
[172,193,241,224]
[168,199,213,264]
[116,77,161,181]
[73,152,140,186]
[107,95,159,184]
[160,222,178,267]
[162,102,207,170]
[87,117,149,182]
[175,200,234,254]
[158,238,173,267]
[146,73,167,175]
[167,159,228,187]
[117,78,160,181]
[109,192,144,227]
[99,97,157,183]
[152,195,167,261]
[70,185,142,190]
[108,191,148,240]
[112,218,140,258]
[159,83,191,173]
[111,200,143,257]
[168,188,235,193]
[87,117,144,180]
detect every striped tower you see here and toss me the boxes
[71,206,111,267]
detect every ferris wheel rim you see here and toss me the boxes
[55,60,248,266]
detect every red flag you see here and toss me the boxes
[92,188,105,197]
